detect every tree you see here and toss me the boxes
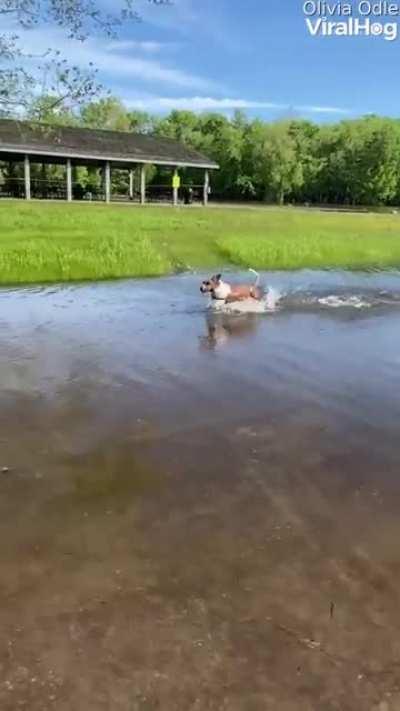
[80,98,131,131]
[286,120,321,203]
[198,113,246,198]
[128,110,158,134]
[26,94,78,124]
[156,110,203,146]
[328,117,400,206]
[0,0,169,117]
[247,121,304,204]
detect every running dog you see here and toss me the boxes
[200,270,263,303]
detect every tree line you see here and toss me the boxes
[149,107,400,206]
[2,97,400,206]
[3,97,400,206]
[2,0,400,207]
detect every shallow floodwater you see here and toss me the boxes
[1,270,400,710]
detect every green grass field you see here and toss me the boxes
[1,201,400,284]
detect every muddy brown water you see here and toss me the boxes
[1,270,400,711]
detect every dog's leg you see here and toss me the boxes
[250,287,262,300]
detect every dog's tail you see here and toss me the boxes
[249,268,260,287]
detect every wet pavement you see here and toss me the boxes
[1,271,400,710]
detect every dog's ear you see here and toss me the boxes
[215,274,222,282]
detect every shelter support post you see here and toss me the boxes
[203,169,209,206]
[66,158,72,202]
[24,154,31,200]
[140,164,146,205]
[104,161,111,203]
[129,167,134,200]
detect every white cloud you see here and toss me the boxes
[1,9,352,118]
[133,0,200,32]
[296,104,349,115]
[124,95,351,115]
[9,25,217,92]
[105,40,167,53]
[134,0,241,51]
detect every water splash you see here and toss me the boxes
[264,287,282,311]
[317,295,371,309]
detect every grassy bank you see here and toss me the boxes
[1,201,400,284]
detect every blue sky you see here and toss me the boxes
[11,0,400,120]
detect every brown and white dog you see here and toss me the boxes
[200,270,263,303]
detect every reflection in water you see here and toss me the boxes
[199,311,261,350]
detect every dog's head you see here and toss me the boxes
[200,274,222,294]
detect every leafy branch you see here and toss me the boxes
[0,0,172,117]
